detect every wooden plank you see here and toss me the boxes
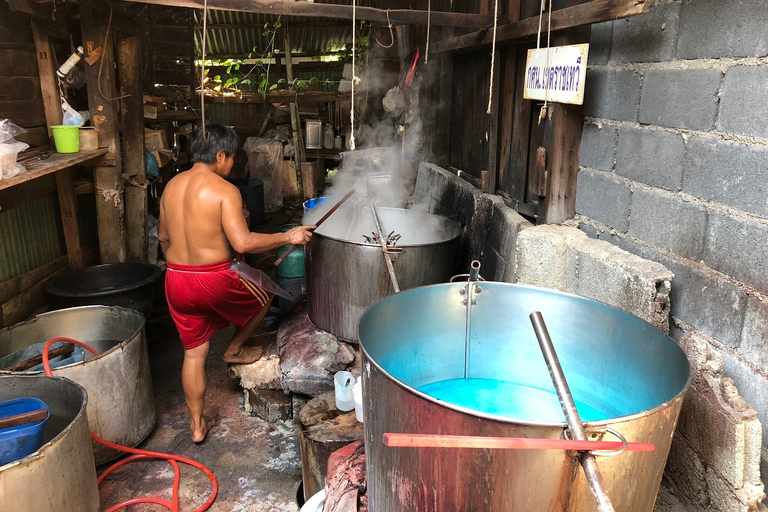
[0,100,46,127]
[14,127,49,147]
[31,24,62,130]
[0,77,42,101]
[5,0,67,39]
[82,0,127,263]
[0,254,66,304]
[55,168,84,269]
[118,35,148,263]
[532,146,548,196]
[0,174,55,213]
[486,46,501,194]
[151,41,194,57]
[122,0,496,28]
[0,149,108,192]
[4,345,74,372]
[505,45,532,203]
[0,409,49,429]
[432,0,647,52]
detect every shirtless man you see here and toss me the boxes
[158,124,314,442]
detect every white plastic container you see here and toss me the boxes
[353,377,363,422]
[334,371,354,411]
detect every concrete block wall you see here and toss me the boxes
[577,0,768,508]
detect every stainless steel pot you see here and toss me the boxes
[0,375,99,512]
[358,282,691,512]
[0,306,156,465]
[306,206,461,342]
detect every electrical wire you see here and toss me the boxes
[98,4,130,102]
[42,337,218,512]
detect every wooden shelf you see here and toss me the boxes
[0,149,108,191]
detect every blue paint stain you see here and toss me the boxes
[418,378,610,423]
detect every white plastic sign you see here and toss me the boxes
[523,43,589,105]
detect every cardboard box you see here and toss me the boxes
[143,105,157,119]
[144,128,168,151]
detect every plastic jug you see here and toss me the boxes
[353,377,363,422]
[334,371,354,412]
[323,124,335,149]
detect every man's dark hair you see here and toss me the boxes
[190,124,240,164]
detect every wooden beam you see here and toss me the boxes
[32,24,84,270]
[120,0,495,28]
[117,35,148,263]
[203,21,349,29]
[81,0,128,263]
[496,0,521,192]
[432,0,647,53]
[284,24,306,201]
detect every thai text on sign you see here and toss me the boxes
[523,44,589,105]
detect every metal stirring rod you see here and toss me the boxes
[370,202,400,293]
[529,311,616,512]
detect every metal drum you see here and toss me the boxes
[358,282,691,512]
[0,375,99,512]
[306,206,461,342]
[0,306,156,465]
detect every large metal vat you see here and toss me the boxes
[0,375,99,512]
[0,306,156,464]
[306,206,461,342]
[358,282,691,512]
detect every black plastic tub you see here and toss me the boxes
[228,178,265,228]
[45,263,162,317]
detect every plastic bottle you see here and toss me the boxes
[323,124,335,149]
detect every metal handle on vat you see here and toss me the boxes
[450,260,485,282]
[530,311,616,512]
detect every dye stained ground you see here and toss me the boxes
[97,311,303,512]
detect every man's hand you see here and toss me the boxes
[286,225,316,245]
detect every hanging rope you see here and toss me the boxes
[425,0,432,64]
[349,0,356,150]
[375,10,394,48]
[200,0,209,140]
[537,0,553,124]
[485,0,499,114]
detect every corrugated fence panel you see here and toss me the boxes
[0,195,65,282]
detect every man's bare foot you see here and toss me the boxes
[191,416,216,443]
[222,345,263,364]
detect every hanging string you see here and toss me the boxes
[349,0,356,150]
[425,0,432,64]
[375,10,394,48]
[200,0,209,140]
[538,0,553,124]
[98,4,130,101]
[485,0,499,114]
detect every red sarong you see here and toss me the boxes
[165,260,273,350]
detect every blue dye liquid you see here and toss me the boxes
[418,378,610,422]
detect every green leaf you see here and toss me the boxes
[269,84,278,91]
[235,64,240,70]
[278,78,287,84]
[296,80,306,89]
[267,51,273,58]
[213,75,221,81]
[226,65,232,74]
[274,19,281,28]
[309,77,319,84]
[231,77,239,84]
[256,60,263,67]
[241,79,251,84]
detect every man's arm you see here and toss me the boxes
[158,197,170,257]
[220,185,314,253]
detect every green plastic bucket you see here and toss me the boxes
[51,125,80,153]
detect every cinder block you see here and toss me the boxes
[247,388,293,423]
[628,187,707,260]
[677,0,768,59]
[575,168,632,232]
[722,350,768,457]
[482,247,508,283]
[615,125,685,191]
[587,21,612,66]
[683,136,768,219]
[665,434,710,510]
[662,256,747,349]
[703,212,768,294]
[516,225,587,290]
[610,1,680,63]
[485,200,534,282]
[565,235,673,331]
[639,69,722,131]
[741,293,768,369]
[579,122,617,172]
[583,69,642,121]
[718,66,768,139]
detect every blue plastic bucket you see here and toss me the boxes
[303,197,327,217]
[0,397,50,466]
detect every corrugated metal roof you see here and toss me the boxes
[193,8,369,58]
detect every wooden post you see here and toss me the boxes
[31,23,84,270]
[81,0,128,263]
[283,24,305,200]
[117,34,148,263]
[496,0,521,193]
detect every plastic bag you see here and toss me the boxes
[243,137,284,213]
[0,119,29,180]
[230,260,294,300]
[61,98,84,126]
[0,119,27,144]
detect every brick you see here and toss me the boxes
[516,225,587,290]
[717,66,768,139]
[741,293,768,369]
[575,168,632,231]
[579,122,616,172]
[677,0,768,59]
[583,69,642,121]
[610,2,680,63]
[247,389,292,423]
[704,212,768,294]
[565,236,673,331]
[683,136,768,219]
[662,257,747,349]
[628,187,707,260]
[587,21,612,66]
[639,69,722,131]
[615,125,684,191]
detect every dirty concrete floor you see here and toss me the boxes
[98,317,303,512]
